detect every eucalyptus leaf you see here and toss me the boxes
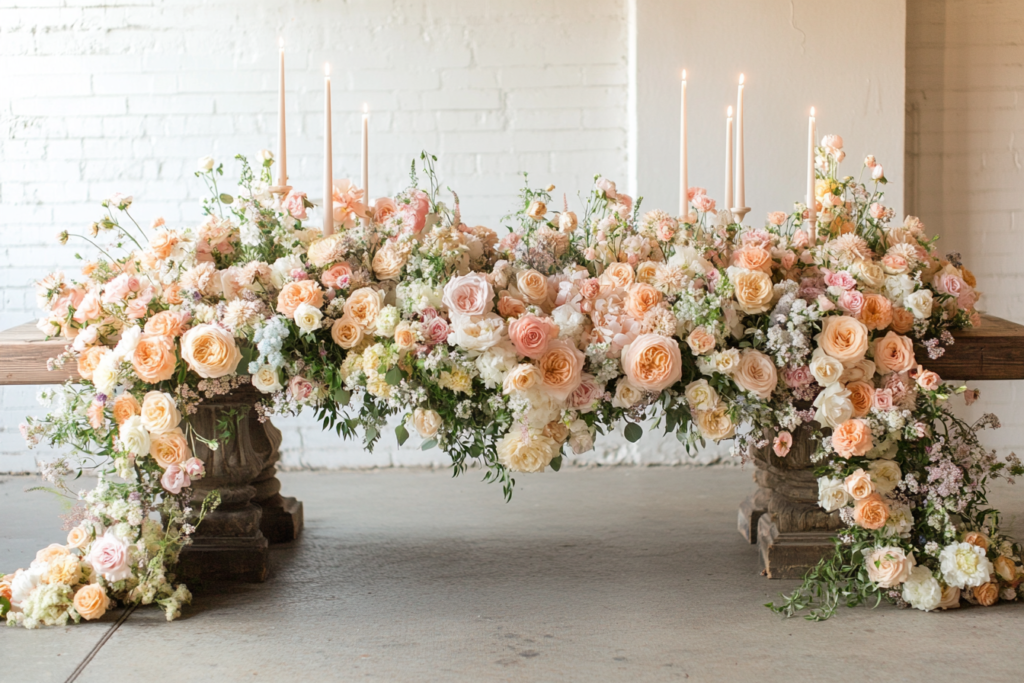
[422,438,438,451]
[395,424,410,446]
[219,193,234,204]
[624,422,643,443]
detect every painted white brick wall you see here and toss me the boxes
[905,0,1024,454]
[4,0,698,472]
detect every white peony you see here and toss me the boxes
[92,353,121,396]
[939,542,994,589]
[552,304,586,340]
[474,342,518,389]
[904,289,934,319]
[902,565,943,611]
[447,313,505,352]
[251,364,283,394]
[270,254,304,289]
[293,302,323,335]
[883,503,914,538]
[813,383,854,429]
[817,476,851,512]
[10,565,47,608]
[118,415,151,457]
[810,349,844,387]
[112,325,142,361]
[882,274,915,305]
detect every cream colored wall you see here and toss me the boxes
[906,0,1024,453]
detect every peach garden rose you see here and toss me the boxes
[817,315,869,366]
[181,324,243,378]
[621,334,683,393]
[732,268,774,314]
[508,314,558,360]
[277,280,324,318]
[873,331,916,374]
[131,333,177,383]
[537,339,585,400]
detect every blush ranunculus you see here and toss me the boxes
[832,418,873,458]
[276,280,324,318]
[537,339,585,400]
[817,315,869,366]
[442,273,494,320]
[873,331,916,374]
[508,314,558,359]
[180,324,242,378]
[621,333,683,393]
[131,333,177,383]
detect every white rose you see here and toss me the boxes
[817,476,851,512]
[411,408,442,439]
[813,382,854,429]
[446,314,505,352]
[884,502,914,538]
[684,379,719,412]
[840,358,876,383]
[809,349,844,387]
[713,348,740,375]
[868,459,902,495]
[118,415,151,457]
[112,325,142,361]
[902,566,943,612]
[251,364,283,393]
[257,149,274,162]
[198,155,215,172]
[611,377,643,408]
[293,302,323,335]
[904,289,934,319]
[92,353,120,396]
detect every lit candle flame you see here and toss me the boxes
[325,63,330,77]
[363,103,368,114]
[810,106,815,117]
[739,73,745,85]
[727,105,733,117]
[682,69,686,80]
[279,37,284,49]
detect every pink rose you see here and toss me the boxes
[915,367,941,391]
[780,251,797,270]
[869,203,886,220]
[655,219,675,241]
[773,431,792,457]
[102,273,138,303]
[422,315,450,346]
[783,365,813,388]
[693,195,716,213]
[568,374,604,413]
[934,273,964,297]
[873,388,894,411]
[791,230,809,249]
[409,190,430,233]
[288,375,315,401]
[160,464,191,494]
[73,293,104,323]
[373,196,398,223]
[872,165,884,180]
[595,176,617,199]
[686,186,706,201]
[508,314,558,360]
[85,531,132,582]
[282,191,308,219]
[767,211,787,226]
[182,457,205,479]
[824,271,857,290]
[442,273,494,321]
[881,253,908,274]
[321,263,352,290]
[838,290,865,316]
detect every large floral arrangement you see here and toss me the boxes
[4,137,1023,628]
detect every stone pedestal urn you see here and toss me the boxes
[737,420,841,578]
[176,387,304,583]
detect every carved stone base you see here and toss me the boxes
[738,417,841,578]
[176,387,303,583]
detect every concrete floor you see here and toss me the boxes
[3,466,1024,683]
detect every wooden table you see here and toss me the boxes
[0,321,304,583]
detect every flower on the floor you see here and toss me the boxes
[6,140,1024,628]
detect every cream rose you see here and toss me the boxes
[844,468,876,500]
[293,302,324,335]
[904,289,933,319]
[331,316,364,349]
[343,287,385,331]
[140,391,181,434]
[180,324,242,378]
[621,334,683,392]
[731,268,774,314]
[394,322,418,351]
[411,408,442,439]
[496,428,558,473]
[516,269,549,306]
[684,379,719,412]
[809,350,844,387]
[611,377,643,408]
[503,363,543,394]
[603,262,635,289]
[817,476,851,512]
[813,383,854,429]
[868,459,902,495]
[733,349,778,400]
[696,406,735,441]
[442,272,494,320]
[873,331,916,374]
[372,243,407,281]
[149,427,191,469]
[816,315,869,366]
[864,546,914,588]
[118,415,151,457]
[73,584,111,621]
[251,364,283,393]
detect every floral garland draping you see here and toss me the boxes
[4,138,1022,628]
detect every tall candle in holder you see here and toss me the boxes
[734,74,745,210]
[323,64,334,236]
[361,103,369,224]
[679,69,688,216]
[806,107,816,241]
[724,106,734,213]
[276,38,288,190]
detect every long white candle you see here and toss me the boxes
[679,69,687,216]
[735,74,745,209]
[725,106,734,213]
[361,103,369,224]
[277,38,287,188]
[323,64,333,236]
[807,106,816,241]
